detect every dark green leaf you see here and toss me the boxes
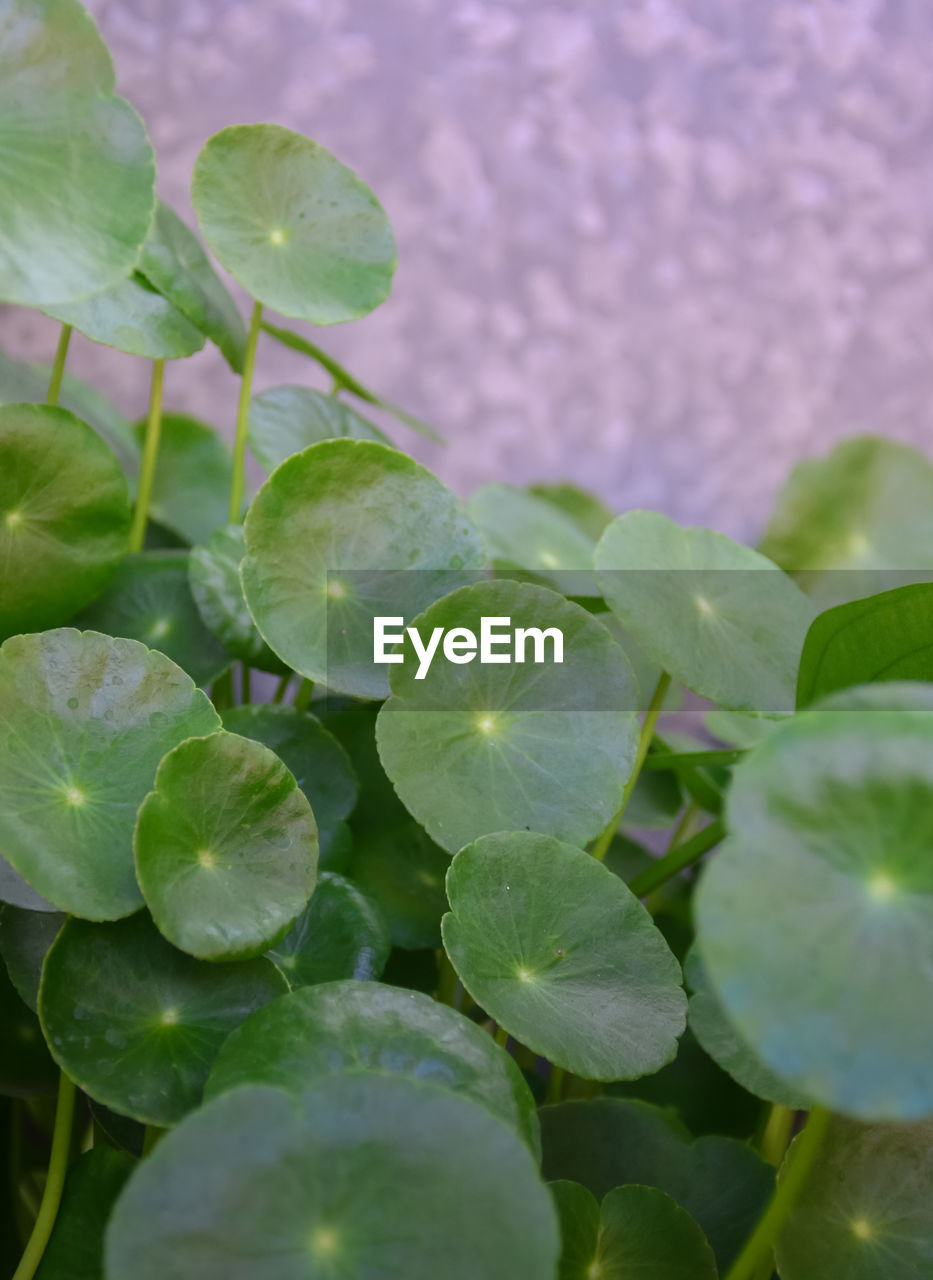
[35,1148,134,1280]
[267,872,389,986]
[130,412,234,546]
[249,384,391,474]
[0,904,65,1010]
[189,525,287,672]
[348,821,451,950]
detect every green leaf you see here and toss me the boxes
[443,832,685,1079]
[0,629,220,919]
[0,403,130,640]
[39,914,287,1124]
[0,350,141,489]
[267,872,389,986]
[205,979,540,1156]
[137,202,246,372]
[241,439,485,697]
[540,1097,775,1273]
[684,946,812,1109]
[76,551,232,687]
[130,412,234,546]
[106,1074,558,1280]
[249,384,391,474]
[189,525,286,672]
[221,704,358,868]
[35,1148,134,1280]
[375,580,639,851]
[797,582,933,708]
[467,482,598,594]
[0,0,155,306]
[696,702,933,1119]
[528,483,613,541]
[596,510,814,713]
[192,123,396,324]
[43,272,206,360]
[551,1182,718,1280]
[0,952,57,1098]
[0,904,65,1010]
[775,1115,933,1280]
[348,820,451,949]
[135,730,318,961]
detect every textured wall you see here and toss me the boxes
[4,0,933,539]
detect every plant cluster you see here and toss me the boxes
[1,3,932,1278]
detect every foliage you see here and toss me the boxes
[0,5,931,1278]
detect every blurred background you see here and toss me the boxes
[3,0,933,540]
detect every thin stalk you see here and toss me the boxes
[272,673,291,704]
[293,678,314,713]
[628,818,725,899]
[724,1106,831,1280]
[590,672,671,862]
[12,1072,76,1280]
[240,664,251,705]
[210,669,235,711]
[129,359,165,553]
[546,1065,565,1105]
[435,951,459,1007]
[142,1125,164,1157]
[759,1104,795,1168]
[494,1025,510,1050]
[228,300,263,523]
[46,325,72,406]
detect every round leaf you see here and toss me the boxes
[551,1181,718,1280]
[468,483,598,595]
[135,730,318,961]
[106,1074,558,1280]
[348,820,451,949]
[267,872,389,986]
[130,413,233,546]
[241,439,485,697]
[0,857,57,913]
[376,579,639,851]
[595,509,814,713]
[0,403,130,640]
[39,914,287,1124]
[76,551,232,687]
[528,482,613,541]
[137,202,246,371]
[776,1115,933,1280]
[696,704,933,1119]
[0,953,57,1098]
[0,629,220,919]
[442,831,686,1080]
[205,980,540,1157]
[190,525,286,672]
[249,384,390,474]
[192,123,397,324]
[0,0,155,306]
[43,272,206,359]
[221,704,358,866]
[0,904,65,1011]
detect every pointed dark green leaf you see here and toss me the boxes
[596,510,814,713]
[190,525,286,672]
[267,872,389,986]
[135,730,318,961]
[468,482,598,594]
[249,384,391,474]
[43,272,206,359]
[130,412,234,546]
[0,404,130,640]
[376,580,639,850]
[105,1075,558,1280]
[205,980,540,1157]
[39,914,287,1124]
[221,704,358,867]
[696,703,933,1118]
[0,0,155,306]
[241,439,485,697]
[137,202,246,371]
[776,1115,933,1280]
[192,124,396,324]
[0,904,65,1011]
[442,832,685,1080]
[35,1148,134,1280]
[0,629,220,919]
[76,551,232,687]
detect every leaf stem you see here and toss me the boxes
[12,1072,76,1280]
[590,672,671,862]
[293,678,314,713]
[628,817,725,899]
[228,300,263,524]
[724,1106,831,1280]
[546,1065,565,1104]
[759,1103,795,1168]
[271,673,291,704]
[46,324,72,407]
[129,358,165,553]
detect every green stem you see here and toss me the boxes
[272,673,291,704]
[546,1065,565,1104]
[142,1125,164,1157]
[46,324,72,406]
[228,300,263,524]
[724,1106,831,1280]
[129,358,165,553]
[210,669,235,711]
[628,818,725,899]
[494,1024,510,1050]
[293,678,314,713]
[435,951,459,1007]
[759,1104,795,1168]
[590,672,671,862]
[12,1072,76,1280]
